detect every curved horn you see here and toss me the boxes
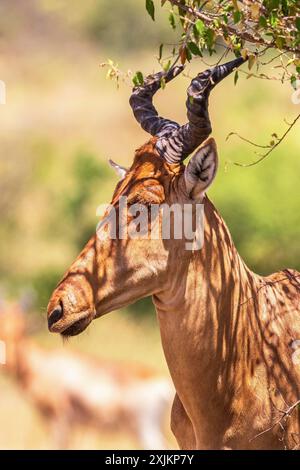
[156,56,247,164]
[129,65,184,137]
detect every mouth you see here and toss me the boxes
[48,309,93,337]
[60,315,92,337]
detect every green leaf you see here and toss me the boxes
[195,19,206,36]
[205,29,215,50]
[223,14,229,24]
[287,58,295,66]
[233,10,241,24]
[275,37,284,49]
[193,24,199,40]
[281,0,288,15]
[163,59,171,72]
[234,70,239,85]
[186,47,192,62]
[259,15,268,28]
[269,12,278,27]
[296,17,300,32]
[248,54,256,70]
[169,12,176,29]
[159,43,163,61]
[132,71,144,87]
[145,0,155,21]
[291,75,297,90]
[187,41,202,56]
[296,66,300,75]
[267,0,279,9]
[136,71,144,84]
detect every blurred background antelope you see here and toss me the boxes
[0,297,173,449]
[0,0,299,449]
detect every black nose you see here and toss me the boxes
[48,303,63,329]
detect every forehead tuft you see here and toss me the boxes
[111,139,182,205]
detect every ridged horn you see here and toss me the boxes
[156,56,247,164]
[129,65,184,137]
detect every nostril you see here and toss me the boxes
[48,301,64,329]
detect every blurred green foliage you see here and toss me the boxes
[62,150,110,250]
[84,0,175,51]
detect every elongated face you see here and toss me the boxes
[47,138,218,337]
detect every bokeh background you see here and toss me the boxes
[0,0,299,449]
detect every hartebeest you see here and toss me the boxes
[47,57,300,450]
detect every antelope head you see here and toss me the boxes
[47,57,245,337]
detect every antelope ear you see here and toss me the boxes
[184,138,218,200]
[108,159,128,180]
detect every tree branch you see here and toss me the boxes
[250,399,300,443]
[232,113,300,168]
[166,0,299,54]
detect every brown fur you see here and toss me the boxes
[47,138,300,449]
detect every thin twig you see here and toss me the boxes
[250,399,300,442]
[239,69,290,82]
[226,132,270,149]
[233,113,300,168]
